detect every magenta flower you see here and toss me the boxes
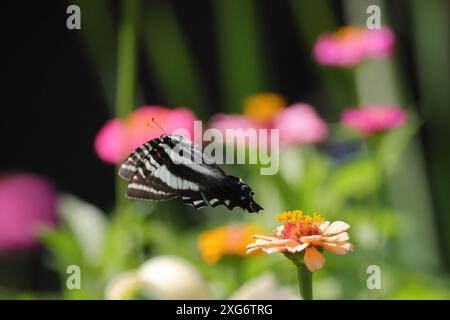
[209,114,266,132]
[0,173,57,254]
[341,104,407,136]
[364,28,396,59]
[273,103,328,145]
[313,26,395,67]
[94,106,198,164]
[95,119,127,164]
[209,94,328,147]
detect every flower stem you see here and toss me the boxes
[115,0,139,207]
[116,0,138,118]
[297,263,313,300]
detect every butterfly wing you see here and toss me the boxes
[162,137,263,213]
[118,135,200,201]
[118,142,154,180]
[118,135,263,212]
[118,138,177,200]
[126,175,178,201]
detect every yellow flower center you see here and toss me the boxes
[277,210,324,240]
[243,93,286,124]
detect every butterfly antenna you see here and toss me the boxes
[152,117,166,134]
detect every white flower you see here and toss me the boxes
[105,255,212,300]
[105,271,141,300]
[137,256,211,300]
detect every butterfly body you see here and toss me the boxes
[118,134,263,213]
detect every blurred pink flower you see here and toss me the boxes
[0,173,57,254]
[95,119,127,164]
[209,114,266,132]
[273,103,328,145]
[94,106,198,164]
[209,97,327,147]
[364,28,396,59]
[341,104,407,136]
[313,26,395,67]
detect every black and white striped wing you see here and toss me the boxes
[118,141,174,201]
[118,134,263,213]
[118,142,154,181]
[126,175,178,201]
[118,136,200,201]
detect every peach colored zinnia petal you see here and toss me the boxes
[319,221,331,233]
[260,238,299,249]
[251,234,280,241]
[300,235,324,243]
[321,242,353,255]
[264,246,288,254]
[245,247,261,254]
[288,243,309,253]
[323,221,350,236]
[273,226,284,237]
[304,247,325,272]
[247,240,292,254]
[322,232,350,242]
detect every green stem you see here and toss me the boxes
[115,0,139,206]
[143,0,208,118]
[297,263,313,300]
[116,0,138,118]
[76,0,116,111]
[215,0,266,112]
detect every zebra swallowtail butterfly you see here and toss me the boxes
[118,134,263,213]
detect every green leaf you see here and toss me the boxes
[39,227,84,271]
[325,158,381,209]
[376,120,418,175]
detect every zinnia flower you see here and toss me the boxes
[273,103,328,145]
[94,106,198,164]
[341,104,407,136]
[198,224,265,264]
[243,93,287,125]
[210,93,327,147]
[313,26,395,67]
[246,210,353,272]
[0,173,58,254]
